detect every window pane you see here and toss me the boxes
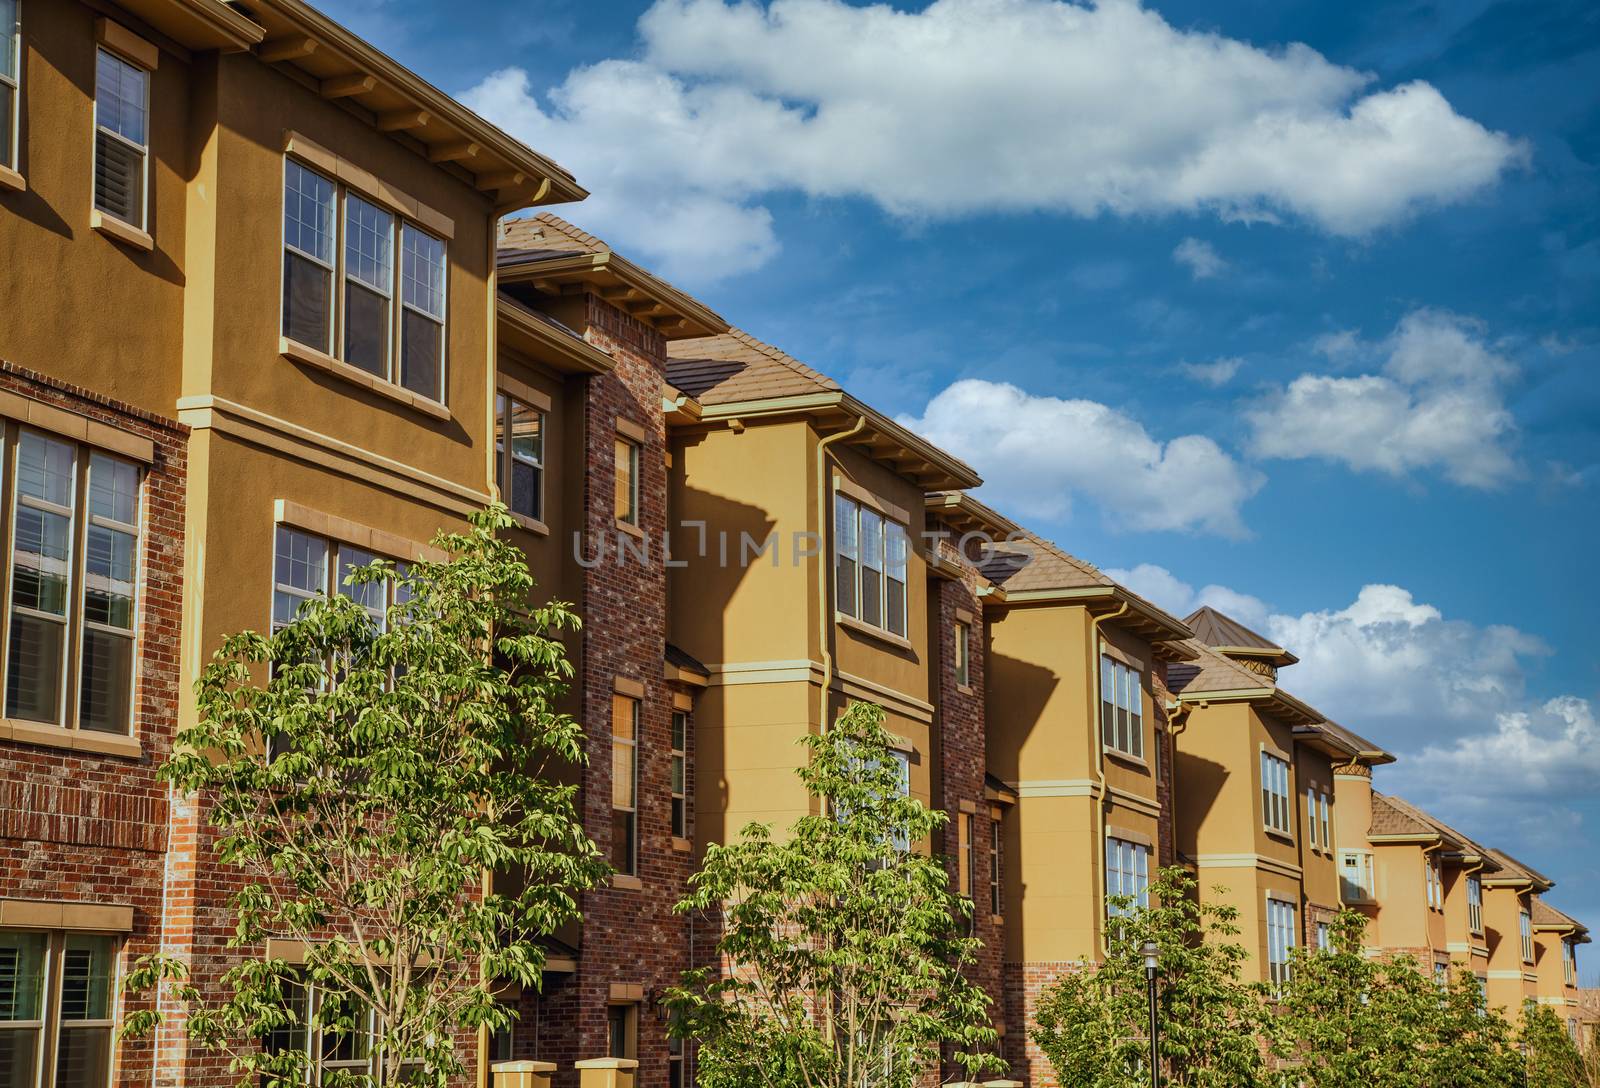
[338,546,386,629]
[610,810,635,876]
[284,161,335,264]
[345,195,392,291]
[343,282,389,377]
[613,439,636,523]
[95,51,146,146]
[273,527,327,629]
[0,0,16,82]
[18,432,74,508]
[885,576,905,637]
[88,456,138,526]
[83,526,135,628]
[12,507,71,614]
[0,931,46,1019]
[283,251,332,352]
[93,128,143,226]
[399,309,442,400]
[55,1029,110,1088]
[0,85,12,171]
[79,629,133,734]
[834,495,857,616]
[859,510,882,627]
[60,937,114,1020]
[6,612,63,723]
[0,1027,40,1088]
[401,226,446,318]
[509,403,542,520]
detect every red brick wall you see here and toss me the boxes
[0,363,187,1088]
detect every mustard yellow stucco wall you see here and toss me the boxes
[1484,884,1538,1017]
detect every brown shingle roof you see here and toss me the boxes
[665,328,841,405]
[1184,605,1299,666]
[1486,848,1554,888]
[498,212,608,264]
[976,529,1113,593]
[1532,898,1589,936]
[1369,794,1439,837]
[1166,639,1270,695]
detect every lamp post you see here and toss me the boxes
[1142,940,1160,1088]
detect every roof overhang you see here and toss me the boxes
[242,0,584,211]
[1211,643,1300,667]
[114,0,266,52]
[1292,722,1393,765]
[988,584,1193,645]
[1369,833,1444,845]
[498,251,727,339]
[690,392,983,493]
[663,386,703,426]
[1173,684,1323,727]
[925,491,1020,540]
[497,296,613,375]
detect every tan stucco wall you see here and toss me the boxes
[1484,884,1538,1017]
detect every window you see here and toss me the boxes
[611,694,639,875]
[1260,751,1291,835]
[1340,850,1374,903]
[606,1004,637,1059]
[1319,792,1331,851]
[1563,940,1576,985]
[887,750,910,853]
[1433,960,1448,987]
[272,527,401,635]
[93,48,147,229]
[495,394,544,523]
[1316,921,1330,953]
[1105,836,1150,916]
[281,161,448,402]
[957,811,974,898]
[1267,898,1296,989]
[1307,787,1318,849]
[832,495,910,638]
[1520,909,1534,964]
[1425,854,1442,911]
[1,0,18,171]
[668,1035,683,1088]
[1099,654,1143,759]
[1467,874,1483,935]
[989,818,1003,916]
[1,931,118,1088]
[953,620,970,688]
[614,437,639,526]
[3,433,143,735]
[670,710,688,840]
[262,973,421,1085]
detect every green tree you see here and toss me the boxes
[666,700,1002,1088]
[1031,868,1268,1088]
[1269,910,1520,1087]
[1522,1003,1588,1088]
[122,507,608,1088]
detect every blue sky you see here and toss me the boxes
[321,0,1599,960]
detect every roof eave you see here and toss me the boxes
[116,0,266,52]
[496,296,614,375]
[498,252,728,339]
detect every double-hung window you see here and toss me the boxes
[1099,655,1142,759]
[1260,751,1291,835]
[989,818,1003,916]
[1267,898,1296,989]
[957,812,974,899]
[953,620,970,688]
[1315,921,1330,953]
[93,48,148,229]
[611,694,639,875]
[613,437,639,526]
[1340,850,1374,903]
[1467,874,1483,935]
[495,394,545,523]
[1,930,119,1088]
[832,494,909,637]
[1,1,18,172]
[3,432,143,736]
[1105,836,1150,916]
[281,161,449,402]
[887,750,911,853]
[669,709,689,840]
[1319,792,1331,851]
[1563,940,1576,985]
[1521,909,1534,964]
[1425,854,1442,911]
[1307,787,1319,849]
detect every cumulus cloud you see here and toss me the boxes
[1173,237,1228,279]
[1103,562,1269,626]
[463,0,1524,280]
[1247,309,1521,488]
[896,379,1264,537]
[1177,356,1243,386]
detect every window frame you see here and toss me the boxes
[495,392,546,525]
[1319,791,1331,852]
[613,435,640,527]
[280,157,449,404]
[1520,908,1534,964]
[1,429,145,738]
[610,693,639,876]
[1267,897,1296,990]
[1105,835,1150,917]
[1340,849,1375,904]
[669,708,688,841]
[92,47,149,230]
[988,816,1003,917]
[1260,750,1291,836]
[1467,874,1483,935]
[1,0,19,173]
[0,929,122,1088]
[1425,853,1442,912]
[1099,654,1144,760]
[957,811,974,899]
[606,1002,638,1060]
[953,619,970,688]
[1306,786,1318,849]
[831,493,910,638]
[1563,939,1576,985]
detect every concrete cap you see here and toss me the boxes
[492,1063,557,1074]
[574,1059,639,1071]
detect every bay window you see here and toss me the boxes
[2,430,143,737]
[282,160,448,403]
[1099,654,1143,759]
[93,48,148,229]
[832,493,909,638]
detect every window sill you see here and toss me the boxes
[0,165,24,193]
[956,682,974,696]
[615,518,645,540]
[280,337,452,422]
[1264,827,1294,845]
[992,914,1005,926]
[91,210,154,252]
[507,511,550,536]
[611,873,642,891]
[670,836,693,854]
[1104,748,1148,770]
[1,718,142,759]
[835,612,915,652]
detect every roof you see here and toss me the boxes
[498,215,728,339]
[114,0,264,51]
[666,329,841,405]
[665,643,709,679]
[1531,898,1588,934]
[1184,605,1299,666]
[1313,720,1394,765]
[1485,848,1555,890]
[977,530,1192,644]
[1367,794,1492,855]
[925,491,1021,541]
[1166,638,1269,696]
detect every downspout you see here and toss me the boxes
[478,213,501,1088]
[1091,601,1129,956]
[1165,698,1193,868]
[815,415,866,733]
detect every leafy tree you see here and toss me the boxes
[122,507,608,1088]
[1031,868,1268,1088]
[666,700,1002,1088]
[1269,910,1520,1087]
[1521,1003,1589,1088]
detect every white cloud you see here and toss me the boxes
[896,379,1264,537]
[463,0,1524,280]
[1103,562,1269,626]
[1247,308,1521,488]
[1173,237,1228,279]
[1177,356,1243,386]
[1414,696,1600,796]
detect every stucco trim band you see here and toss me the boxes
[273,500,448,564]
[0,898,135,932]
[0,389,156,463]
[1193,853,1304,880]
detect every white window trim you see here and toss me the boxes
[832,491,910,638]
[1340,849,1376,904]
[1099,653,1144,761]
[91,47,150,231]
[1105,835,1150,917]
[1266,894,1297,990]
[1,0,19,174]
[1260,748,1292,837]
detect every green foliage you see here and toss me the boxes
[121,507,608,1088]
[1031,868,1268,1088]
[1521,1003,1589,1088]
[665,700,1003,1088]
[1269,911,1520,1087]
